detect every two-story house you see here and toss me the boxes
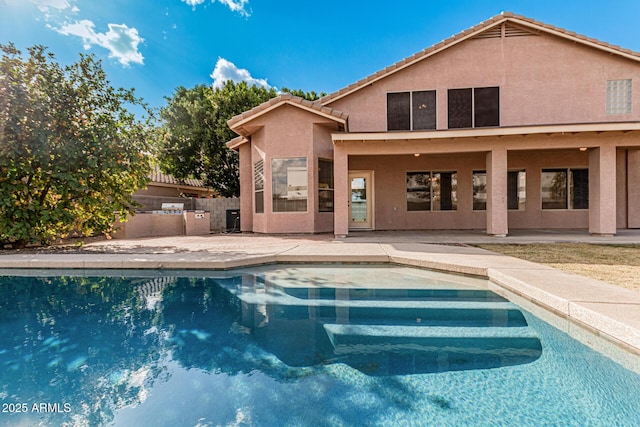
[227,12,640,237]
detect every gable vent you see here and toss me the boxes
[473,22,539,40]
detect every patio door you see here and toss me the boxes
[349,171,374,230]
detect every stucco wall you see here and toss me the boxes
[327,33,640,132]
[244,105,338,233]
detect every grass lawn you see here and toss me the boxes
[474,244,640,293]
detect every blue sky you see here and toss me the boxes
[2,0,640,112]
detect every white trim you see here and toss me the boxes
[332,122,640,143]
[348,170,375,230]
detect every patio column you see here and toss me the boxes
[486,148,508,236]
[589,145,617,235]
[334,144,349,237]
[628,149,640,228]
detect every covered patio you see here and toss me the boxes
[332,123,640,237]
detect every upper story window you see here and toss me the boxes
[448,87,500,129]
[606,79,632,115]
[387,90,436,131]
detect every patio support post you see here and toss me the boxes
[238,143,253,232]
[628,149,640,228]
[589,145,617,235]
[334,145,349,237]
[486,148,508,237]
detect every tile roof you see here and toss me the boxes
[320,12,640,105]
[149,164,208,189]
[227,93,348,136]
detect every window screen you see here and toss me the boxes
[412,90,437,130]
[474,87,500,127]
[387,92,411,130]
[448,88,473,129]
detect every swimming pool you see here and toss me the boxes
[1,265,639,426]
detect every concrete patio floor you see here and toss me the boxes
[1,229,639,361]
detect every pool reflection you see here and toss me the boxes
[0,270,541,425]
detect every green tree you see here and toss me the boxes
[0,44,154,248]
[159,82,325,197]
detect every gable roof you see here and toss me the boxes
[227,93,348,137]
[320,12,640,105]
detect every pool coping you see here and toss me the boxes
[1,240,639,355]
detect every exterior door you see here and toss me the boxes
[349,171,374,230]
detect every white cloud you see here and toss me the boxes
[181,0,250,16]
[56,20,144,66]
[210,57,271,89]
[29,0,71,11]
[181,0,206,8]
[218,0,249,16]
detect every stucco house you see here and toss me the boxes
[226,12,640,237]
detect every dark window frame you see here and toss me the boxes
[387,90,437,131]
[541,168,588,210]
[406,171,457,212]
[448,86,500,129]
[473,170,526,211]
[318,158,334,213]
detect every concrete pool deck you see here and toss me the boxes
[1,229,640,355]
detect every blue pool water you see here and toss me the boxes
[0,265,639,426]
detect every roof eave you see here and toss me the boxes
[228,99,347,134]
[226,135,249,151]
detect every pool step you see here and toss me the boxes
[318,303,528,327]
[323,324,541,355]
[322,323,542,375]
[279,287,508,302]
